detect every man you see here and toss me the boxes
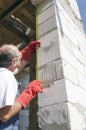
[0,41,42,130]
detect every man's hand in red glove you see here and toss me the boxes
[16,80,42,108]
[29,41,40,53]
[21,41,41,61]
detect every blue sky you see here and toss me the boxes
[77,0,86,33]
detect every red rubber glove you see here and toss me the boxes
[16,80,42,108]
[21,41,41,61]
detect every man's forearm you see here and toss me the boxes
[0,100,22,122]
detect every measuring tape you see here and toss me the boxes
[36,5,38,80]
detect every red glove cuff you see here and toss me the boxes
[16,91,32,108]
[16,80,42,108]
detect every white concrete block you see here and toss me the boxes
[59,34,73,53]
[80,40,86,58]
[38,59,64,84]
[31,0,43,5]
[55,0,85,47]
[38,36,60,67]
[38,103,70,129]
[60,44,85,75]
[84,66,86,77]
[58,14,81,47]
[69,0,81,19]
[57,0,78,18]
[77,71,86,91]
[59,29,86,61]
[38,0,53,13]
[56,0,84,33]
[38,43,60,67]
[63,60,78,85]
[38,4,55,24]
[65,79,86,107]
[72,45,86,66]
[38,78,67,107]
[38,16,57,38]
[68,102,86,130]
[39,29,59,48]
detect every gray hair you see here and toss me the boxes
[0,45,18,68]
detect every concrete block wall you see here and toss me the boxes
[56,0,86,129]
[37,0,70,130]
[37,0,86,130]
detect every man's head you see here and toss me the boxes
[0,44,22,72]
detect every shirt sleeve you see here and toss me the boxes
[0,70,18,108]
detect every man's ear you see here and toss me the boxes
[11,58,17,65]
